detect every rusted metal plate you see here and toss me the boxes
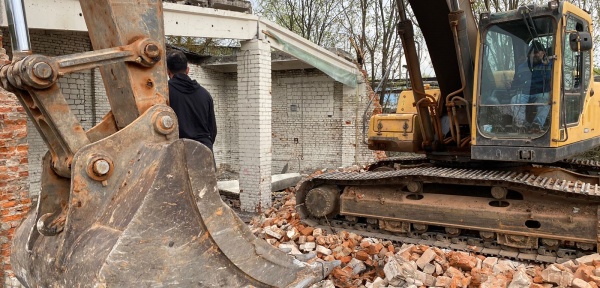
[338,185,597,243]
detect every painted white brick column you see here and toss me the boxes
[341,83,370,167]
[237,39,272,212]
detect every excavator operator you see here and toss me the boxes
[510,40,553,132]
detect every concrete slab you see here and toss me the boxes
[271,173,302,192]
[217,180,240,198]
[217,173,302,197]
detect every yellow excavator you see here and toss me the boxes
[298,0,600,262]
[5,0,599,285]
[2,0,337,286]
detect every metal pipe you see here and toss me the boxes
[445,18,466,102]
[445,17,468,146]
[396,0,435,148]
[452,96,472,132]
[445,21,465,145]
[432,107,444,143]
[415,94,438,146]
[452,106,461,147]
[415,98,431,145]
[446,105,457,144]
[4,0,31,54]
[453,95,472,147]
[460,135,470,147]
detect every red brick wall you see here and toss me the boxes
[0,89,30,286]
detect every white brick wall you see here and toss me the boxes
[342,82,372,166]
[189,66,373,175]
[272,70,343,173]
[92,68,111,125]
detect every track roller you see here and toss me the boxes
[445,227,461,236]
[305,185,339,218]
[413,223,428,233]
[406,181,423,193]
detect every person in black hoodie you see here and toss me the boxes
[166,50,217,151]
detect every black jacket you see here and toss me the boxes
[168,73,217,150]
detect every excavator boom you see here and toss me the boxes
[2,0,336,286]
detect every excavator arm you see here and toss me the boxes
[1,0,337,286]
[369,0,478,155]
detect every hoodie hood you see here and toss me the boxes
[169,73,201,94]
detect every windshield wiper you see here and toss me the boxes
[521,6,539,47]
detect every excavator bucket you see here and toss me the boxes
[11,106,337,287]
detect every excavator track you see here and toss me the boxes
[307,220,572,264]
[368,155,430,171]
[555,158,600,174]
[296,165,600,264]
[369,155,600,173]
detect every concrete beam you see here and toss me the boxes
[0,1,258,38]
[0,0,87,32]
[217,173,302,196]
[0,0,357,81]
[260,18,357,75]
[163,3,258,39]
[204,59,314,73]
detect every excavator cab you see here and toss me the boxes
[476,19,556,138]
[472,2,600,163]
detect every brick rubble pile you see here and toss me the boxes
[250,185,600,288]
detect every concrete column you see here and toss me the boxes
[341,82,371,167]
[237,39,272,212]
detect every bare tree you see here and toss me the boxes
[582,0,600,72]
[254,0,600,99]
[256,0,345,47]
[255,0,402,107]
[340,0,401,106]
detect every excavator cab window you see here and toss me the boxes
[562,15,591,125]
[382,91,400,113]
[477,16,556,138]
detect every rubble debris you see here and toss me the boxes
[247,177,600,287]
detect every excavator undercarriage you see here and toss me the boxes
[296,156,600,263]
